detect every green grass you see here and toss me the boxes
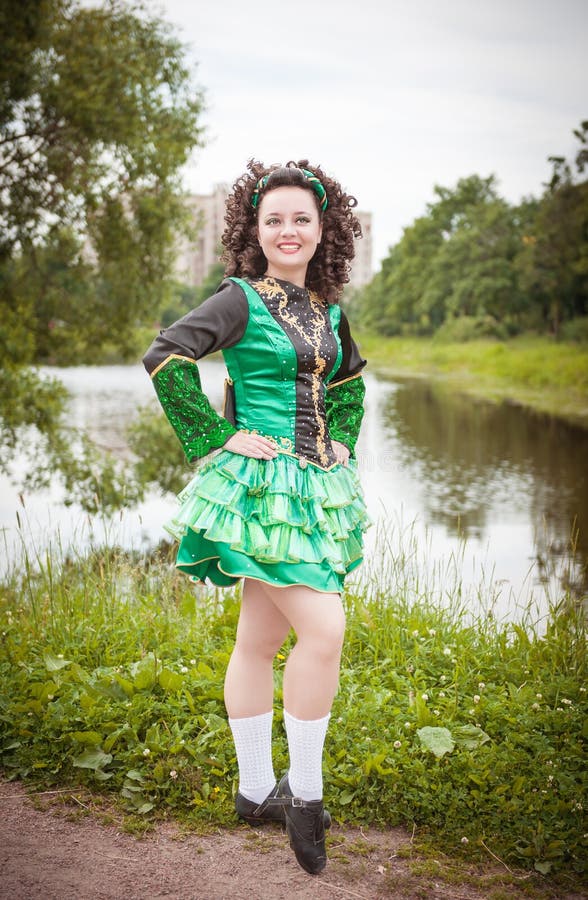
[356,334,588,427]
[0,524,586,886]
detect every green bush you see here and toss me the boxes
[434,315,509,343]
[560,316,588,343]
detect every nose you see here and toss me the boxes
[279,219,296,236]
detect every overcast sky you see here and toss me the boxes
[155,0,587,269]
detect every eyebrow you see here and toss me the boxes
[262,210,314,216]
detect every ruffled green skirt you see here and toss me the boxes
[164,449,370,593]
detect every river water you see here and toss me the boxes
[1,362,586,624]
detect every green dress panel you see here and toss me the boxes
[144,276,369,594]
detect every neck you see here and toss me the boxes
[265,265,307,289]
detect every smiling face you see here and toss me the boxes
[257,186,323,286]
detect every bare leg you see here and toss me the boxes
[268,585,346,719]
[224,578,291,718]
[264,584,345,874]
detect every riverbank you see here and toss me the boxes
[356,334,588,428]
[3,780,586,900]
[0,538,585,885]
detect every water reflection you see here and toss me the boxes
[1,364,586,619]
[381,378,588,598]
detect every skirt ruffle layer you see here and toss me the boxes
[164,450,369,593]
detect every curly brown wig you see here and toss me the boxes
[221,159,362,304]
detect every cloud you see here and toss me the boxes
[158,0,588,266]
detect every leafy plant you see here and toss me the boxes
[0,526,586,882]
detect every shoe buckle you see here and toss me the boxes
[291,796,304,808]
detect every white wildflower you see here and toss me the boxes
[180,666,188,674]
[190,659,196,666]
[473,695,481,704]
[478,682,485,690]
[536,693,542,699]
[433,709,440,716]
[412,630,419,637]
[393,740,402,749]
[461,836,469,844]
[443,648,451,656]
[421,693,429,701]
[439,691,446,698]
[143,748,151,757]
[170,770,178,780]
[428,628,436,636]
[532,703,540,710]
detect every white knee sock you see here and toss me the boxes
[228,711,276,804]
[284,710,331,801]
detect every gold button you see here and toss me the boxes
[299,457,308,469]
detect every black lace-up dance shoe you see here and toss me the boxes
[277,774,327,875]
[235,783,287,827]
[235,782,332,831]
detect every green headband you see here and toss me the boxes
[251,168,328,211]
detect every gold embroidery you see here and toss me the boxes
[261,278,330,467]
[150,353,198,378]
[326,371,363,390]
[307,291,329,465]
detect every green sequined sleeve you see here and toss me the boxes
[325,375,366,456]
[151,356,237,462]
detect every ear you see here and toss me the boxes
[317,221,323,244]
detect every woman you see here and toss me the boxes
[143,159,369,875]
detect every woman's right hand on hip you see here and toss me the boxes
[224,431,278,460]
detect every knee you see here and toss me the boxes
[235,629,287,661]
[299,609,346,662]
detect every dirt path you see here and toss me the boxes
[0,781,585,900]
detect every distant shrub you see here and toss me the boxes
[434,315,508,343]
[560,316,588,343]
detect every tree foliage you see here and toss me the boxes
[515,122,588,334]
[159,258,226,328]
[358,123,588,338]
[0,0,205,509]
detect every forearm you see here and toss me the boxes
[151,356,236,462]
[325,375,366,456]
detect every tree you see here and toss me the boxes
[358,175,525,336]
[515,122,588,334]
[0,0,205,509]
